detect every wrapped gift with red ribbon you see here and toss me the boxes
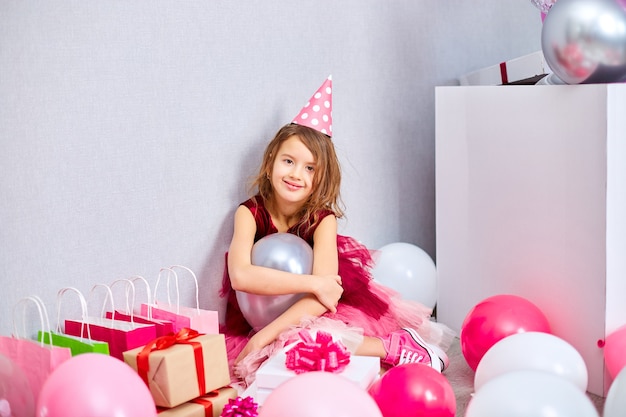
[155,387,238,417]
[123,328,231,408]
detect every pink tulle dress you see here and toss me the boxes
[219,196,454,388]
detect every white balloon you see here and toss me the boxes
[466,370,599,417]
[474,331,588,392]
[604,366,626,417]
[371,242,437,309]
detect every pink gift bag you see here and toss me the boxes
[63,285,157,360]
[0,296,72,404]
[105,276,174,337]
[141,265,219,334]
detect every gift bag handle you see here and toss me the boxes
[56,287,93,341]
[170,265,200,313]
[128,275,153,318]
[153,265,200,314]
[110,279,137,324]
[154,267,178,311]
[90,283,117,321]
[12,295,52,347]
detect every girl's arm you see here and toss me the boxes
[227,205,342,310]
[234,214,343,362]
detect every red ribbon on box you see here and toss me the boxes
[499,62,509,84]
[137,327,206,396]
[155,391,218,416]
[189,390,219,417]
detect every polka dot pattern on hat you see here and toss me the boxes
[292,75,333,137]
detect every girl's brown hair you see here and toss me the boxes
[250,123,344,229]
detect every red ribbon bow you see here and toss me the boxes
[137,327,206,395]
[285,330,351,374]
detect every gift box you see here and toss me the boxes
[458,50,551,86]
[255,349,380,397]
[123,329,231,408]
[156,387,237,417]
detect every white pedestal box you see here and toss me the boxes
[435,84,626,397]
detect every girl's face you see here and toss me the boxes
[270,135,316,208]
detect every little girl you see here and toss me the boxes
[220,76,454,387]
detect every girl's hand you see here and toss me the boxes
[234,332,268,365]
[311,274,343,313]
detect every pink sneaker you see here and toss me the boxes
[379,328,449,372]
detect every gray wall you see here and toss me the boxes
[0,1,542,335]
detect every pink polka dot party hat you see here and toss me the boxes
[292,75,332,137]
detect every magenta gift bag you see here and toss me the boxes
[105,276,174,338]
[140,265,219,334]
[0,296,72,403]
[63,285,156,360]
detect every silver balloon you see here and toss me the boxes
[542,0,626,84]
[236,233,313,330]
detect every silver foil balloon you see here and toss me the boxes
[542,0,626,84]
[236,233,313,330]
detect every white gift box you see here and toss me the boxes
[459,50,551,86]
[256,350,380,390]
[247,349,380,405]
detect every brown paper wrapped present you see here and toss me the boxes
[156,387,237,417]
[123,328,230,408]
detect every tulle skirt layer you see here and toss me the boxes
[221,235,455,388]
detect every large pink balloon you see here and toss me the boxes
[0,353,35,417]
[460,294,551,371]
[37,353,156,417]
[259,371,382,417]
[368,363,456,417]
[605,324,626,380]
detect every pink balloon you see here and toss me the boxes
[0,353,35,417]
[37,353,156,417]
[605,325,626,380]
[460,294,551,371]
[259,371,382,417]
[368,363,456,417]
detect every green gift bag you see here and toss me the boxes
[38,330,109,356]
[38,287,109,356]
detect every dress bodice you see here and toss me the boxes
[242,196,334,246]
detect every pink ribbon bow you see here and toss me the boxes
[220,396,258,417]
[285,330,351,374]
